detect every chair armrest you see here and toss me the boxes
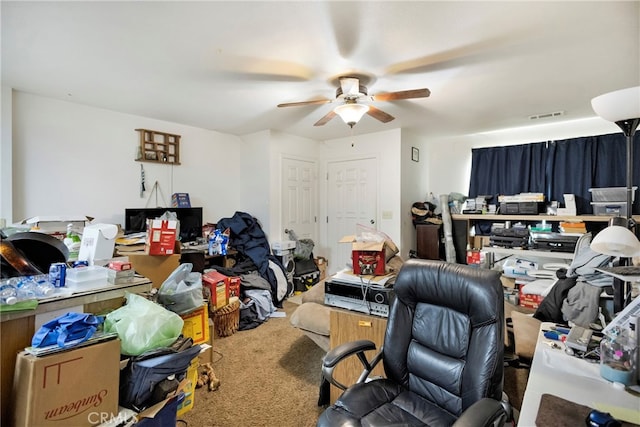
[323,339,376,367]
[451,398,508,427]
[321,339,382,391]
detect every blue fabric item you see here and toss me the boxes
[31,312,104,348]
[216,211,287,305]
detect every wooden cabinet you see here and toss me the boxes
[416,223,442,260]
[329,309,387,403]
[135,128,180,164]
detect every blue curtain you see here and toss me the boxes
[468,142,548,205]
[468,132,640,215]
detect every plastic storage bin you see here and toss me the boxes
[589,186,637,202]
[591,202,629,216]
[65,265,110,290]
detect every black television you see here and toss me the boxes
[124,207,203,243]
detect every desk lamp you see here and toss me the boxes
[591,86,640,312]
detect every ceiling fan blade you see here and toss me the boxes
[367,106,395,123]
[314,110,337,126]
[277,99,332,108]
[372,88,431,102]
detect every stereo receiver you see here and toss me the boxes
[324,280,394,318]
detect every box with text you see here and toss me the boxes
[11,339,120,427]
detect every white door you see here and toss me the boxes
[327,158,378,274]
[281,157,318,242]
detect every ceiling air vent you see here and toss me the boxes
[529,111,565,120]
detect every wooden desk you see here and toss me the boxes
[0,278,152,425]
[329,309,387,403]
[518,322,640,426]
[180,247,237,272]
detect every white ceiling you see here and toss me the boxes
[2,1,639,141]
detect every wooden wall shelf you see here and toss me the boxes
[135,128,181,165]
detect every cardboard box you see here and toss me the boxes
[519,287,544,309]
[145,219,178,255]
[171,193,191,208]
[107,268,135,285]
[181,305,210,345]
[176,359,198,416]
[226,276,240,299]
[314,256,328,281]
[339,235,398,276]
[352,250,385,275]
[202,270,234,309]
[127,253,181,288]
[11,339,120,427]
[78,223,119,265]
[472,236,491,250]
[108,260,132,271]
[198,342,213,365]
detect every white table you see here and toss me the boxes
[518,322,640,426]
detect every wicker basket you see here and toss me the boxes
[213,300,240,337]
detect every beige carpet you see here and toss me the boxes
[180,300,326,427]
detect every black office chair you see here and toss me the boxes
[317,259,510,427]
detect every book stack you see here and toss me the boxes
[559,221,587,234]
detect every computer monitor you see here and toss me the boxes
[124,207,203,243]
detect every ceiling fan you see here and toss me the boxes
[277,75,430,128]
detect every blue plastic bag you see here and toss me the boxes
[31,312,104,348]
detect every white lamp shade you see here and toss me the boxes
[590,225,640,257]
[591,86,640,122]
[334,103,369,125]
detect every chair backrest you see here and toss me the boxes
[383,258,504,417]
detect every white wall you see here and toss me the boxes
[400,129,432,257]
[1,86,12,226]
[11,91,243,227]
[237,130,271,233]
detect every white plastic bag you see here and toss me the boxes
[157,263,204,314]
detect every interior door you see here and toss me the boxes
[281,157,318,242]
[327,157,378,274]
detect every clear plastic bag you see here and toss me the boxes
[157,263,204,314]
[104,292,184,356]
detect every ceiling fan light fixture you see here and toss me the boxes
[334,103,369,128]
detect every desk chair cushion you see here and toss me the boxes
[318,259,504,427]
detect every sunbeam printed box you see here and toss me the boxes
[11,339,120,426]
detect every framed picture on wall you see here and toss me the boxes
[412,147,419,162]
